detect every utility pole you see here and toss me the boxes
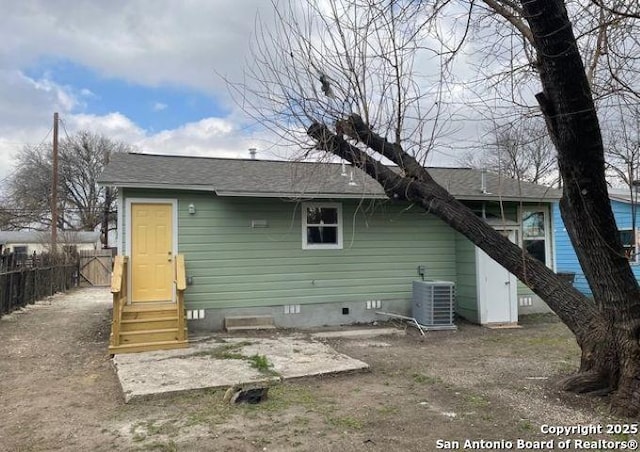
[51,112,59,255]
[101,186,111,249]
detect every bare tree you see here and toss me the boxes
[472,0,640,107]
[235,0,456,163]
[237,0,640,415]
[472,0,640,188]
[2,131,132,247]
[604,104,640,187]
[1,144,52,230]
[460,119,558,185]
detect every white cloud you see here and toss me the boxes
[0,69,84,182]
[64,113,146,143]
[58,111,277,162]
[1,1,275,101]
[137,116,264,159]
[0,0,477,187]
[0,0,281,184]
[0,70,77,127]
[23,73,81,112]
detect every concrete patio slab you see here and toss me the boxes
[112,336,370,402]
[311,327,406,339]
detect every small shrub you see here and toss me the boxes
[248,354,271,372]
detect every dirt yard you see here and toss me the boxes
[0,288,635,452]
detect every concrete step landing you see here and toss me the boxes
[224,315,276,331]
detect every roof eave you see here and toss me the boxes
[214,190,388,199]
[451,195,560,202]
[99,182,217,192]
[609,195,633,204]
[98,181,559,202]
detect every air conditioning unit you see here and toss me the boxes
[412,280,456,330]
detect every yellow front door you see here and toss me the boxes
[131,203,174,302]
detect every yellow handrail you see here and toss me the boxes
[175,254,187,342]
[109,256,128,350]
[175,254,186,291]
[111,255,125,294]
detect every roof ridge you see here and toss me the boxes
[124,152,476,170]
[126,152,334,165]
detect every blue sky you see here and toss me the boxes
[24,58,227,132]
[0,0,472,186]
[0,0,279,183]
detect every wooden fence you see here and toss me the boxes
[79,249,114,287]
[0,252,79,319]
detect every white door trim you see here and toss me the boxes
[476,227,518,324]
[125,198,178,303]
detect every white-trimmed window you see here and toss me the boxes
[521,209,551,267]
[13,246,28,256]
[302,202,343,250]
[619,229,639,264]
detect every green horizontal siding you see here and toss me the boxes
[454,232,478,322]
[125,190,456,310]
[121,189,551,311]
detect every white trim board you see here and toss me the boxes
[125,198,179,303]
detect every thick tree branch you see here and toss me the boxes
[309,120,602,340]
[482,0,535,46]
[308,122,410,200]
[338,114,432,181]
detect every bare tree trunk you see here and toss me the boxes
[239,0,640,415]
[522,0,640,416]
[307,0,640,416]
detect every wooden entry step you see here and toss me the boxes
[109,302,188,354]
[121,317,180,330]
[122,303,177,320]
[224,315,276,331]
[123,302,176,312]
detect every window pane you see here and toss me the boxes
[619,230,637,262]
[306,208,321,224]
[522,211,545,238]
[524,239,546,263]
[619,230,634,247]
[307,226,337,244]
[307,207,337,224]
[624,246,636,261]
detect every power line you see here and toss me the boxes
[59,117,74,142]
[29,125,55,151]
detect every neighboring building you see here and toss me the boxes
[0,230,101,256]
[99,152,561,338]
[554,188,640,296]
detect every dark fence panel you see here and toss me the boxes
[0,252,79,319]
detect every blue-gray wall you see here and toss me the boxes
[554,199,640,296]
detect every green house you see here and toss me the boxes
[99,152,560,340]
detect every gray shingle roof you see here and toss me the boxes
[98,153,560,202]
[0,231,100,244]
[608,188,635,203]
